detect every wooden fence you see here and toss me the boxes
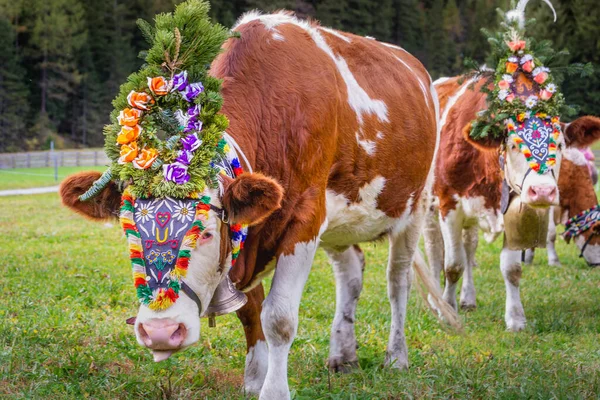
[0,149,110,169]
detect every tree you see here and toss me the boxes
[0,18,30,152]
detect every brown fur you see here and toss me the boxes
[564,116,600,148]
[558,157,600,246]
[59,171,121,220]
[236,283,266,351]
[433,77,503,217]
[222,172,284,226]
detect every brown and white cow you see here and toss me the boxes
[60,12,446,399]
[424,76,600,332]
[525,144,600,267]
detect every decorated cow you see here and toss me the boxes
[423,0,600,331]
[58,2,455,398]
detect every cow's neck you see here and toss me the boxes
[559,158,598,219]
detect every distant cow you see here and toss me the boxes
[60,12,449,399]
[424,76,600,331]
[525,147,600,266]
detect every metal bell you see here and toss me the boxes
[203,275,248,325]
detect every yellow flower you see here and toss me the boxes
[118,142,139,164]
[116,125,141,145]
[132,148,159,170]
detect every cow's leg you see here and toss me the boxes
[460,225,478,310]
[523,248,535,265]
[500,244,526,331]
[423,208,444,292]
[439,208,466,310]
[259,224,323,400]
[236,283,268,395]
[384,208,423,369]
[326,245,364,373]
[546,215,560,266]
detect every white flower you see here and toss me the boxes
[532,67,542,76]
[525,95,538,109]
[520,54,533,64]
[498,90,509,100]
[172,200,195,223]
[546,83,557,93]
[502,74,514,83]
[174,109,190,127]
[508,56,519,63]
[135,202,156,223]
[525,111,532,119]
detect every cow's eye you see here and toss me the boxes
[202,232,213,240]
[510,144,518,151]
[558,143,564,151]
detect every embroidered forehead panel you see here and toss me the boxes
[507,114,561,174]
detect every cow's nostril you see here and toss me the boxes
[171,323,187,343]
[138,324,152,346]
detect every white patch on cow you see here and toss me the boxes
[425,81,441,192]
[563,147,588,166]
[500,247,526,331]
[381,41,408,53]
[134,188,229,352]
[320,27,351,43]
[433,77,450,85]
[438,77,477,132]
[575,235,600,265]
[365,35,375,40]
[393,56,429,108]
[272,32,285,41]
[322,177,412,248]
[356,133,377,155]
[234,11,389,127]
[260,221,326,399]
[244,340,268,394]
[376,131,385,140]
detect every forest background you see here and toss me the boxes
[0,0,597,152]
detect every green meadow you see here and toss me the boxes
[0,167,106,191]
[1,191,600,399]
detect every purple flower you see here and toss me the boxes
[172,71,188,92]
[183,118,203,133]
[181,82,204,102]
[181,132,201,151]
[163,162,190,184]
[187,104,201,118]
[176,150,194,165]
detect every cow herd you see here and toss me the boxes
[59,9,600,400]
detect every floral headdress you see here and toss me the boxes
[465,0,592,154]
[80,0,234,201]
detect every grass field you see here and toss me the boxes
[2,193,600,399]
[0,167,106,191]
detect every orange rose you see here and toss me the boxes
[132,148,159,170]
[148,76,170,96]
[118,108,142,127]
[539,89,553,100]
[522,60,535,73]
[506,62,518,74]
[127,91,154,110]
[507,40,526,52]
[116,124,141,145]
[118,142,138,164]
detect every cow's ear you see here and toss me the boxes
[59,171,122,220]
[462,122,504,151]
[563,116,600,148]
[222,172,284,226]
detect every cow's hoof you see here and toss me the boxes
[548,260,561,267]
[384,354,409,370]
[327,358,359,373]
[506,318,526,332]
[460,301,477,311]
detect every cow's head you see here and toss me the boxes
[465,113,600,212]
[60,171,283,360]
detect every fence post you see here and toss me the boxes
[76,152,80,166]
[61,152,64,166]
[12,154,16,168]
[46,151,50,167]
[94,151,98,166]
[27,153,31,168]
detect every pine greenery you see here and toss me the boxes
[104,0,232,199]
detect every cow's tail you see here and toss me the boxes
[412,248,462,331]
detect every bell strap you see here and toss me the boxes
[181,281,203,317]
